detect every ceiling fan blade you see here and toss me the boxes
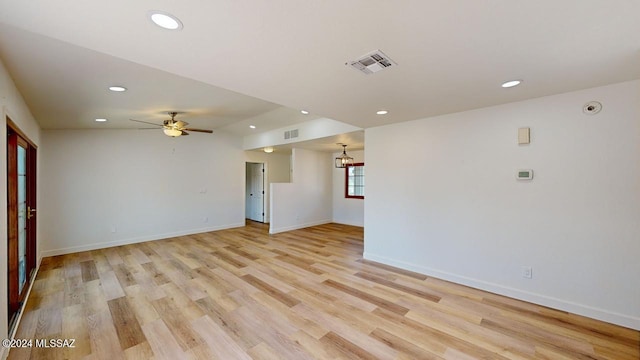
[130,119,162,127]
[184,128,213,133]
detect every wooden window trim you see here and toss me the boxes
[345,162,364,199]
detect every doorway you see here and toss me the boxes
[245,162,265,223]
[7,120,37,332]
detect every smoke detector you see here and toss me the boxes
[348,50,397,75]
[583,101,602,115]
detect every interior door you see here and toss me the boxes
[7,123,37,331]
[246,162,265,222]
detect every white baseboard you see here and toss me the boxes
[363,252,640,331]
[331,219,364,227]
[269,219,332,234]
[41,223,245,257]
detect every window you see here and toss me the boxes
[345,163,364,199]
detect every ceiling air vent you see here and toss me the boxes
[284,129,299,140]
[348,50,397,75]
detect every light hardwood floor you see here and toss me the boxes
[8,222,639,359]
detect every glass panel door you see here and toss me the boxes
[17,144,27,293]
[7,121,37,332]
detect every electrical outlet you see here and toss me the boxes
[203,216,209,223]
[110,225,117,233]
[522,266,533,279]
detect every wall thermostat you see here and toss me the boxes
[517,169,533,180]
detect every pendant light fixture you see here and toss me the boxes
[335,144,354,168]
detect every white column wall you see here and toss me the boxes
[270,148,332,233]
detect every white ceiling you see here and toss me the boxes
[0,23,305,137]
[0,1,639,140]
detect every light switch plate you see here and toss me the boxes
[518,127,530,144]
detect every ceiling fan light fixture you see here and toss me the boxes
[335,144,354,168]
[130,112,212,137]
[263,147,274,153]
[149,11,183,30]
[163,128,182,137]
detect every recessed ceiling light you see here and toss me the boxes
[95,118,107,122]
[149,11,183,30]
[300,110,309,115]
[376,110,388,115]
[249,125,256,129]
[501,80,522,88]
[108,86,127,92]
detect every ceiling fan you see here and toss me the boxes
[130,112,213,137]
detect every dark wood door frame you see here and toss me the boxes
[6,118,37,332]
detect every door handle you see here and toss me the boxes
[27,206,36,220]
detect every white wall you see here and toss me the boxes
[244,150,291,222]
[40,129,245,256]
[270,148,332,233]
[332,150,364,226]
[0,58,41,352]
[365,80,640,330]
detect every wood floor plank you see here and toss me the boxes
[292,302,398,359]
[194,296,263,350]
[322,278,409,315]
[8,222,638,360]
[112,264,136,289]
[191,315,252,360]
[98,271,125,301]
[122,288,160,327]
[62,304,91,359]
[288,330,344,360]
[240,274,300,307]
[370,327,445,360]
[63,276,85,307]
[247,342,283,360]
[107,297,146,350]
[354,270,441,302]
[151,296,203,351]
[140,262,170,286]
[319,331,378,360]
[141,318,189,360]
[80,260,98,282]
[123,341,154,360]
[8,309,40,359]
[86,309,126,360]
